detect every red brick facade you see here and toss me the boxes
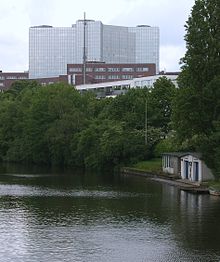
[0,71,29,91]
[67,62,156,85]
[0,62,156,90]
[0,71,68,91]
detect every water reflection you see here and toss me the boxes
[0,166,220,262]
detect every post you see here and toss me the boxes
[145,99,148,145]
[83,12,87,85]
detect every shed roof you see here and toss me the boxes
[162,152,202,158]
[162,152,187,157]
[180,152,202,159]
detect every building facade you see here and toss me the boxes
[162,152,214,183]
[29,20,159,79]
[0,71,69,91]
[67,62,156,85]
[0,71,29,91]
[74,73,179,98]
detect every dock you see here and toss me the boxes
[121,167,210,194]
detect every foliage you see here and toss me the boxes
[0,77,177,169]
[148,77,177,135]
[154,135,178,157]
[173,0,220,177]
[180,0,220,90]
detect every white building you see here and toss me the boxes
[29,20,159,79]
[180,153,214,183]
[162,152,214,183]
[75,74,178,93]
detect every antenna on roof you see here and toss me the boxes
[83,12,87,85]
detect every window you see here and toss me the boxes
[86,68,93,72]
[108,75,120,80]
[95,75,106,80]
[122,67,133,72]
[69,67,82,72]
[6,76,17,80]
[94,67,106,72]
[136,67,149,72]
[108,68,120,72]
[122,75,133,79]
[164,155,172,168]
[18,76,28,79]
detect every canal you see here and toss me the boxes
[0,164,220,262]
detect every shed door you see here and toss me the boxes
[194,162,199,181]
[184,161,189,179]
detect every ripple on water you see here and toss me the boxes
[0,184,151,199]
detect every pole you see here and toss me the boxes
[145,99,148,145]
[83,12,87,85]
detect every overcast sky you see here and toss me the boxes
[0,0,194,73]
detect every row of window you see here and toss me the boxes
[94,75,134,80]
[0,76,28,80]
[69,67,149,73]
[163,156,172,168]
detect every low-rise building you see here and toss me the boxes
[67,62,156,85]
[75,73,179,97]
[162,152,214,183]
[0,71,68,91]
[0,71,29,91]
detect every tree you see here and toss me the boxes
[173,0,220,177]
[148,77,177,136]
[180,0,220,90]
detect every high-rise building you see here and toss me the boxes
[29,19,159,79]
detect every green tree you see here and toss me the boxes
[180,0,220,90]
[173,0,220,177]
[148,77,177,136]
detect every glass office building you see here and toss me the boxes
[29,20,159,79]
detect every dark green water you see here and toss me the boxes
[0,164,220,262]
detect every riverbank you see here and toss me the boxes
[121,160,210,194]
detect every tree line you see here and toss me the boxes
[0,78,177,169]
[1,0,220,178]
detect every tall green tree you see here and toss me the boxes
[148,77,177,136]
[173,0,220,177]
[180,0,220,90]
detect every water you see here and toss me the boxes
[0,164,220,262]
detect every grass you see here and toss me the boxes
[208,181,220,190]
[130,158,162,173]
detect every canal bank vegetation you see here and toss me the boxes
[0,0,220,180]
[171,0,220,180]
[125,0,220,182]
[129,159,162,173]
[0,77,176,170]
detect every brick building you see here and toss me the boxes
[0,71,68,91]
[67,62,156,85]
[0,71,29,91]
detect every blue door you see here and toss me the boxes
[184,161,189,179]
[194,162,199,181]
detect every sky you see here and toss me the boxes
[0,0,195,73]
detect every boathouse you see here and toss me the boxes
[180,153,214,182]
[162,152,184,177]
[162,152,214,182]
